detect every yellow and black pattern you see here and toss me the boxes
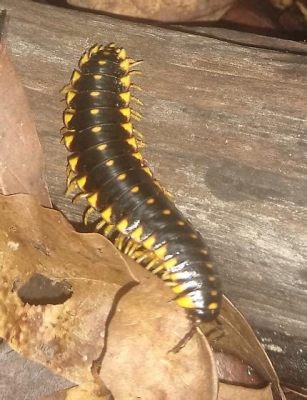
[62,43,221,321]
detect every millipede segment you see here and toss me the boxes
[62,43,222,322]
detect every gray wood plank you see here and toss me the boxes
[0,341,72,400]
[1,0,306,389]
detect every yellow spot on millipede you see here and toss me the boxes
[121,122,133,135]
[131,186,139,193]
[206,263,213,269]
[88,192,98,207]
[101,206,112,222]
[163,209,171,215]
[119,92,131,105]
[208,276,215,282]
[208,302,219,310]
[120,59,130,71]
[210,290,218,297]
[146,198,155,205]
[91,126,102,133]
[126,137,137,148]
[175,296,195,309]
[90,109,99,115]
[172,285,185,294]
[90,91,100,97]
[143,167,152,177]
[201,249,208,255]
[120,75,130,87]
[64,134,74,148]
[89,44,100,55]
[131,225,143,241]
[71,70,81,84]
[77,176,87,189]
[120,108,131,119]
[79,52,89,66]
[163,258,177,270]
[118,48,127,60]
[106,159,114,167]
[94,74,102,80]
[133,152,143,161]
[64,112,74,126]
[68,155,78,171]
[117,219,128,232]
[142,235,156,250]
[97,144,107,151]
[177,220,185,226]
[155,244,168,258]
[117,173,127,181]
[98,60,106,66]
[66,91,77,104]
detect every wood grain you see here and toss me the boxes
[1,0,306,390]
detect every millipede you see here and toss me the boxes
[61,43,222,323]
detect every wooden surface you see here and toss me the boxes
[1,0,307,392]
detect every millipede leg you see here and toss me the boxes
[130,70,142,76]
[145,258,160,272]
[83,206,95,225]
[114,234,126,251]
[128,59,143,67]
[65,179,77,196]
[103,224,116,238]
[152,263,166,274]
[124,239,135,255]
[72,192,89,204]
[133,128,144,140]
[95,218,107,232]
[168,325,197,354]
[131,95,144,106]
[127,242,140,257]
[135,253,151,264]
[131,83,142,91]
[131,109,142,121]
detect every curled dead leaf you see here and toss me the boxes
[0,193,134,387]
[201,296,286,400]
[100,259,218,400]
[0,16,50,207]
[215,351,264,386]
[66,0,237,22]
[41,382,113,399]
[218,382,274,400]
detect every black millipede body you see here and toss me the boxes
[62,43,222,321]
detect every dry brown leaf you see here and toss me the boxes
[0,31,51,207]
[67,0,236,22]
[0,193,134,387]
[202,297,286,400]
[218,382,274,400]
[0,194,219,399]
[223,0,278,29]
[215,351,264,386]
[41,383,113,399]
[100,259,218,400]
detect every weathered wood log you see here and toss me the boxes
[1,0,306,393]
